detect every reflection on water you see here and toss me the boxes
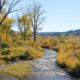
[0,49,80,80]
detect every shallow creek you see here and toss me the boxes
[0,49,80,80]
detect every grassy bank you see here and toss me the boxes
[0,40,44,64]
[0,62,32,78]
[57,41,80,77]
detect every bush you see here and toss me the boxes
[42,36,58,49]
[57,42,80,71]
[1,48,10,55]
[6,46,43,62]
[7,47,26,61]
[25,47,43,59]
[0,42,9,49]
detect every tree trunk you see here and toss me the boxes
[23,33,26,41]
[33,29,36,42]
[5,32,8,41]
[5,27,9,41]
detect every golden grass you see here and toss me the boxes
[0,62,32,78]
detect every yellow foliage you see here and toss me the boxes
[42,36,58,49]
[26,47,43,59]
[57,42,80,70]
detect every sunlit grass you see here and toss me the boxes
[0,62,32,78]
[57,42,80,70]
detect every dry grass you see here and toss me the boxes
[0,62,32,78]
[57,41,80,70]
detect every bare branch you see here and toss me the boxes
[17,15,23,39]
[9,0,21,10]
[0,0,6,12]
[0,0,22,25]
[26,2,45,42]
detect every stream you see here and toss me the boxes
[0,49,80,80]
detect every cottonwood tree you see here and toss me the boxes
[17,14,31,41]
[0,17,13,40]
[27,2,45,42]
[0,0,21,25]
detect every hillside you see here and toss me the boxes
[39,29,80,36]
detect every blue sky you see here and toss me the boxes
[10,0,80,32]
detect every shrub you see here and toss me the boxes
[1,48,10,55]
[25,46,43,59]
[7,46,43,61]
[42,36,58,49]
[15,40,24,46]
[57,42,80,71]
[0,42,9,49]
[7,47,26,61]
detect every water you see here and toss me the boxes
[0,49,80,80]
